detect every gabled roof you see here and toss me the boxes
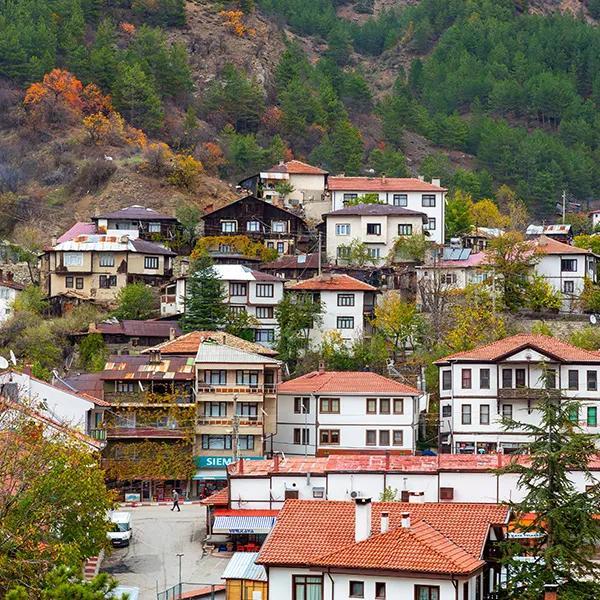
[535,235,595,256]
[328,177,446,192]
[201,195,307,223]
[213,264,281,282]
[101,355,195,381]
[92,205,176,221]
[0,277,25,291]
[57,222,97,243]
[51,235,174,255]
[195,342,280,365]
[278,371,420,395]
[257,500,509,574]
[260,253,319,271]
[59,372,105,400]
[287,273,376,292]
[436,334,600,365]
[147,331,278,356]
[88,320,181,338]
[263,160,327,176]
[200,486,229,506]
[325,203,428,219]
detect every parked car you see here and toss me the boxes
[107,511,132,547]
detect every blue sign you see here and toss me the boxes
[194,455,265,468]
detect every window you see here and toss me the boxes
[442,370,451,390]
[480,404,490,425]
[337,316,354,329]
[343,193,358,203]
[238,435,255,450]
[366,430,376,446]
[569,406,578,423]
[588,371,597,391]
[277,242,285,254]
[515,368,526,388]
[442,404,451,418]
[337,293,355,306]
[461,368,472,389]
[375,582,386,599]
[546,369,557,389]
[148,222,161,233]
[0,288,8,299]
[229,305,246,316]
[293,428,310,445]
[294,397,310,414]
[204,370,226,385]
[336,223,351,236]
[398,224,413,236]
[320,397,340,413]
[144,256,159,269]
[221,221,237,233]
[99,275,117,288]
[256,306,274,319]
[99,253,114,267]
[320,429,340,445]
[237,403,258,417]
[561,259,577,272]
[415,585,440,600]
[271,221,287,233]
[349,581,364,598]
[393,194,407,207]
[393,430,403,446]
[246,221,261,232]
[337,246,351,259]
[229,282,247,296]
[116,381,135,393]
[587,406,597,427]
[256,283,274,297]
[366,223,381,235]
[236,370,259,386]
[379,398,390,414]
[204,402,227,417]
[461,404,471,425]
[366,398,377,414]
[255,329,275,343]
[422,195,436,207]
[480,368,490,389]
[393,398,404,414]
[379,430,390,446]
[441,273,457,285]
[75,277,84,289]
[313,487,325,498]
[502,404,513,420]
[293,575,323,600]
[65,275,74,288]
[266,241,274,249]
[502,369,513,389]
[202,435,232,450]
[563,280,575,294]
[569,370,579,390]
[64,252,83,266]
[426,217,436,230]
[367,247,381,259]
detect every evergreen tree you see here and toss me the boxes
[180,255,228,333]
[88,19,119,91]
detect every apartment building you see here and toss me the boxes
[436,334,600,455]
[328,176,446,244]
[273,369,423,456]
[325,203,428,266]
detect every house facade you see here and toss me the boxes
[259,253,320,281]
[286,274,377,347]
[0,271,24,323]
[436,334,600,455]
[91,205,180,241]
[325,204,428,266]
[273,370,424,456]
[328,177,446,244]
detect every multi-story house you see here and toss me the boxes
[286,274,378,347]
[160,265,284,347]
[0,270,24,323]
[201,195,311,256]
[257,498,509,600]
[194,340,281,496]
[328,176,446,244]
[91,205,181,241]
[239,160,329,222]
[325,203,428,266]
[259,253,320,281]
[273,369,424,456]
[40,233,175,310]
[436,333,600,455]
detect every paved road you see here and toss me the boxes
[102,504,226,600]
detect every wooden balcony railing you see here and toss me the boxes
[498,387,561,400]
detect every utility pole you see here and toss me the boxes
[176,553,184,597]
[318,231,322,276]
[562,190,566,224]
[232,394,240,463]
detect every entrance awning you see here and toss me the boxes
[212,510,278,534]
[193,472,227,481]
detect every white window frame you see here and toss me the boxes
[144,256,159,270]
[64,252,83,266]
[98,252,115,267]
[336,223,351,236]
[221,220,238,233]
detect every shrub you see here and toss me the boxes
[167,154,203,190]
[70,160,116,194]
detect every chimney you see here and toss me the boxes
[409,491,425,504]
[148,349,161,364]
[273,453,280,472]
[354,497,372,543]
[544,584,558,600]
[318,361,325,373]
[431,178,441,187]
[169,327,177,341]
[385,451,390,471]
[238,458,244,474]
[401,511,410,529]
[417,175,424,182]
[380,511,389,534]
[23,364,32,377]
[381,173,386,183]
[51,236,57,246]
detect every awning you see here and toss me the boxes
[212,515,277,534]
[192,472,227,481]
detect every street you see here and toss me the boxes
[102,504,227,600]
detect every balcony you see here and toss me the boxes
[498,387,561,401]
[105,426,189,439]
[104,391,194,405]
[161,294,177,304]
[196,386,276,402]
[197,416,263,427]
[89,428,107,441]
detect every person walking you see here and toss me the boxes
[171,489,181,512]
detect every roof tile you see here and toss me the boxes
[287,274,376,292]
[148,331,278,356]
[328,177,446,192]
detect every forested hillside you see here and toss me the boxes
[1,0,600,242]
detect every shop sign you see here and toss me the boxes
[125,493,141,502]
[194,455,265,468]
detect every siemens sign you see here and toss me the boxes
[195,456,265,468]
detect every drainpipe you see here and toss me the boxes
[327,570,335,600]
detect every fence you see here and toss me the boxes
[156,582,222,600]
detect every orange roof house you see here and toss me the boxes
[286,273,376,292]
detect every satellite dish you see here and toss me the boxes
[0,357,8,370]
[9,350,16,366]
[591,314,598,326]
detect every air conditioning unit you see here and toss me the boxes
[350,490,362,499]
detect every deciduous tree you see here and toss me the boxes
[112,283,157,320]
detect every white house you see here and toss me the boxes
[0,271,24,323]
[328,176,446,244]
[590,210,600,230]
[436,333,600,455]
[286,273,377,347]
[325,203,428,266]
[273,369,424,456]
[160,265,284,347]
[257,498,509,600]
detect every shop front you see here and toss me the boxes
[192,455,265,498]
[210,509,279,552]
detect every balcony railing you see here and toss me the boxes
[197,416,263,427]
[105,426,189,439]
[89,428,107,441]
[196,386,277,396]
[498,387,561,400]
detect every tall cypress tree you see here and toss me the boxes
[180,255,227,333]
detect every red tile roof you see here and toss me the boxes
[278,371,420,395]
[147,331,278,356]
[257,500,508,574]
[287,273,376,291]
[200,486,229,506]
[266,160,327,175]
[328,177,446,192]
[535,235,596,256]
[436,334,600,364]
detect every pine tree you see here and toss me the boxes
[180,255,228,333]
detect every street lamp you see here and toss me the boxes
[176,553,184,597]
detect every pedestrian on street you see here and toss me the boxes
[171,489,181,512]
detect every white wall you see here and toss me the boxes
[0,285,19,324]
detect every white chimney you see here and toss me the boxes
[401,511,411,529]
[380,511,389,534]
[417,175,424,181]
[432,178,441,187]
[169,327,177,341]
[409,491,425,504]
[354,497,372,543]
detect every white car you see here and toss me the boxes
[109,586,139,600]
[107,511,132,547]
